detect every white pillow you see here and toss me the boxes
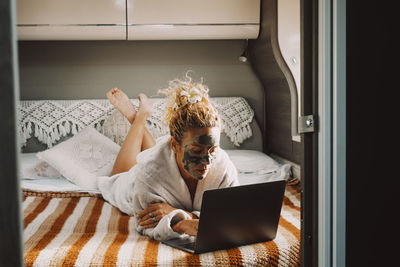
[225,149,281,174]
[19,153,62,179]
[37,127,120,190]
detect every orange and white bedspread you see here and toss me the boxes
[23,185,300,267]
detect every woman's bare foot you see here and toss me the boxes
[136,93,153,118]
[106,88,136,123]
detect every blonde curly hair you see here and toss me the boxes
[158,72,221,144]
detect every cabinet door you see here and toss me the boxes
[17,0,126,40]
[127,0,260,40]
[128,0,259,24]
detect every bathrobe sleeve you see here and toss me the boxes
[97,167,137,216]
[98,168,192,241]
[131,178,192,241]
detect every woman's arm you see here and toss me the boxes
[132,180,197,241]
[137,202,198,229]
[171,219,199,236]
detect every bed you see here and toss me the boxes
[18,98,301,267]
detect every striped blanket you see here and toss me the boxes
[23,185,300,267]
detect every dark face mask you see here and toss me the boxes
[181,131,219,180]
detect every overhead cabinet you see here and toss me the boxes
[17,0,260,40]
[127,0,260,40]
[17,0,126,40]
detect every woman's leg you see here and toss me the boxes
[107,88,156,151]
[107,90,155,175]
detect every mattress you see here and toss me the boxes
[23,184,300,267]
[20,149,292,193]
[20,149,299,266]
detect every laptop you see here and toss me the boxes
[162,179,287,254]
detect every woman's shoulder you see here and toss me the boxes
[134,135,177,181]
[136,135,171,164]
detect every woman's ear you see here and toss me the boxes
[170,137,179,153]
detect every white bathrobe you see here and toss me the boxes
[97,135,239,241]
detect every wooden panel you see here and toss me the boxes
[248,0,302,164]
[127,0,260,24]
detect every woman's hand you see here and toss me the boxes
[172,219,199,236]
[137,203,176,229]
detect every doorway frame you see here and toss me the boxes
[317,0,347,266]
[301,0,346,266]
[0,0,24,266]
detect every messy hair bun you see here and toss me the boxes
[158,72,221,143]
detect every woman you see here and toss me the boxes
[98,76,239,241]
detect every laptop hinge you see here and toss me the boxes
[298,115,317,134]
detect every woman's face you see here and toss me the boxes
[172,127,220,180]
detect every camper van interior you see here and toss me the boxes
[7,0,398,266]
[9,0,305,266]
[2,0,397,266]
[11,1,305,266]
